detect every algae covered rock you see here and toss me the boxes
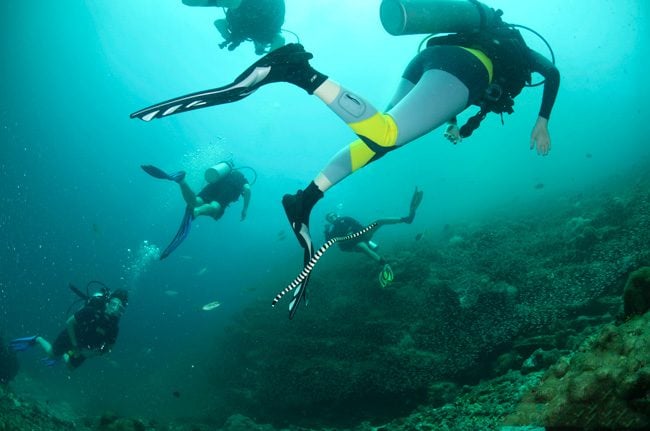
[0,334,19,384]
[623,266,650,317]
[505,312,650,429]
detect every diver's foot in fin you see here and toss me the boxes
[282,182,323,250]
[169,171,186,183]
[237,43,328,94]
[9,336,38,352]
[41,357,59,367]
[402,187,424,224]
[141,165,186,183]
[379,264,394,288]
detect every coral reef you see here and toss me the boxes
[0,334,19,384]
[199,167,650,428]
[505,312,650,429]
[3,166,650,430]
[623,266,650,317]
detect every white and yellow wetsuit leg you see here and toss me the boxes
[310,45,492,192]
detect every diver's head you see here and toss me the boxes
[326,212,339,224]
[106,289,128,316]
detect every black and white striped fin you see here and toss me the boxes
[130,66,271,121]
[272,222,378,311]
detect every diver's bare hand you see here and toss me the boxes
[530,116,551,156]
[444,123,461,145]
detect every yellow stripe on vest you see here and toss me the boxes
[461,47,494,83]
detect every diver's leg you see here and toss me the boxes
[178,180,199,208]
[194,201,224,220]
[374,217,404,228]
[385,78,415,111]
[310,71,467,192]
[284,47,484,251]
[356,242,384,265]
[282,65,460,247]
[387,69,469,145]
[35,336,53,356]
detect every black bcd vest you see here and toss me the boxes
[427,13,532,137]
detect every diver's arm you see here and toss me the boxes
[240,183,251,221]
[529,49,560,121]
[65,316,79,350]
[528,50,559,156]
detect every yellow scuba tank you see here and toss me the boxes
[379,0,497,36]
[204,161,233,184]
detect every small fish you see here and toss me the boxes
[164,290,179,297]
[172,391,181,398]
[534,182,544,190]
[415,232,424,241]
[202,301,221,311]
[585,153,592,159]
[196,267,208,276]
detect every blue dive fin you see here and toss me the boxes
[160,207,194,260]
[9,336,37,352]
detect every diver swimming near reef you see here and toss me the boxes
[131,0,559,317]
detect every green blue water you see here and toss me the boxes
[1,0,649,426]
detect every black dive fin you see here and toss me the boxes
[160,207,194,260]
[130,43,313,122]
[141,165,186,183]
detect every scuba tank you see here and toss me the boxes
[204,161,234,184]
[380,0,499,36]
[66,280,111,315]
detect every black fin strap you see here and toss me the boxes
[272,222,379,307]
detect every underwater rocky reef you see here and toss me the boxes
[2,165,650,430]
[0,334,19,385]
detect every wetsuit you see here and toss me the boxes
[197,170,248,218]
[52,298,119,368]
[317,41,559,186]
[324,216,368,252]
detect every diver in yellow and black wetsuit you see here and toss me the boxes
[131,0,560,316]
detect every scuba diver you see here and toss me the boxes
[131,0,560,316]
[182,0,286,55]
[9,282,128,370]
[324,188,423,287]
[141,161,252,259]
